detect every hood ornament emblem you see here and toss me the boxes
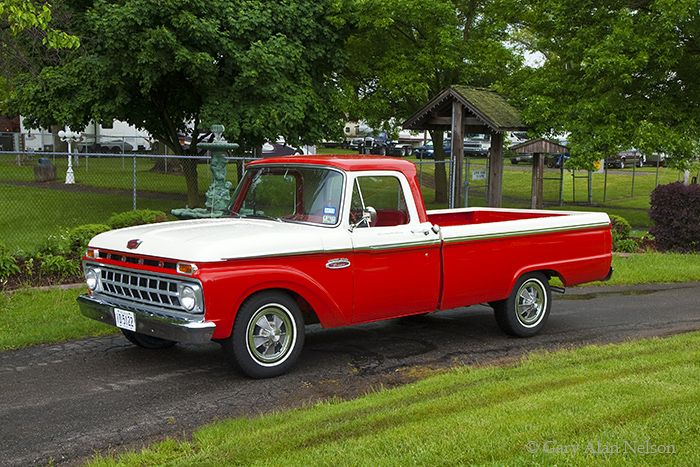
[127,239,143,250]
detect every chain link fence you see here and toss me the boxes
[2,130,691,253]
[1,143,253,252]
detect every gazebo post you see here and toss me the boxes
[451,100,464,208]
[488,132,504,207]
[530,152,545,209]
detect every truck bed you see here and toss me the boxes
[427,207,565,227]
[427,207,612,310]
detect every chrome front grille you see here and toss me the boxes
[101,268,181,309]
[91,264,204,313]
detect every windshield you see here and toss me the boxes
[229,166,344,226]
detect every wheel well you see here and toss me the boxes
[246,288,320,325]
[542,269,564,285]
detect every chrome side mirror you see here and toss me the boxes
[350,206,377,231]
[362,206,377,224]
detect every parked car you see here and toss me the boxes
[77,155,613,378]
[349,138,365,150]
[415,141,435,159]
[368,131,413,157]
[509,154,532,164]
[416,139,489,159]
[509,154,568,168]
[262,140,303,157]
[547,154,569,168]
[78,140,134,153]
[643,153,666,167]
[606,150,645,169]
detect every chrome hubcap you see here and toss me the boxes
[516,280,546,327]
[247,305,294,364]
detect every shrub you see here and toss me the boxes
[36,229,72,256]
[0,242,20,281]
[108,210,167,230]
[607,214,640,252]
[649,182,700,253]
[38,254,80,278]
[614,237,642,254]
[609,214,631,240]
[68,224,111,255]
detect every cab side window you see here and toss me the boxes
[349,176,409,227]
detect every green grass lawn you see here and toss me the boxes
[84,331,700,466]
[0,286,117,350]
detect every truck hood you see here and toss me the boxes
[88,218,335,263]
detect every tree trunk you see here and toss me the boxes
[149,140,183,174]
[181,157,200,208]
[430,130,448,204]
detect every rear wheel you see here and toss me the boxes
[121,329,177,349]
[223,291,304,379]
[493,272,551,337]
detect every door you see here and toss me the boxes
[348,174,441,323]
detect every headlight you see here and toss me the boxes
[85,268,100,291]
[180,286,198,312]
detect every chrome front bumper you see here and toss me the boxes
[77,294,216,344]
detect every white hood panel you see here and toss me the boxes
[89,218,333,263]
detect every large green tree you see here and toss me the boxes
[341,0,522,203]
[5,0,348,206]
[0,0,79,49]
[504,0,700,169]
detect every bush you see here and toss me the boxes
[38,254,80,278]
[649,182,700,253]
[108,209,167,230]
[609,214,631,240]
[0,241,20,281]
[36,229,72,256]
[68,224,111,254]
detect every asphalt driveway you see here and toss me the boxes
[2,282,699,467]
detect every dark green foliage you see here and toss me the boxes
[38,254,80,278]
[36,229,72,257]
[0,242,20,281]
[609,214,637,253]
[650,182,700,253]
[504,0,700,170]
[68,224,111,254]
[7,0,349,208]
[609,214,631,241]
[108,210,167,230]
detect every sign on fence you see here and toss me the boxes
[472,169,487,181]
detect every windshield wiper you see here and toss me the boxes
[221,209,240,218]
[241,213,283,222]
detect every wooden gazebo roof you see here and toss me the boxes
[403,86,528,134]
[509,138,569,154]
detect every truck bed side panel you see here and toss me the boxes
[436,212,612,310]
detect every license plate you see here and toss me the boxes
[114,308,136,332]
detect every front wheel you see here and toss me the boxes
[223,291,304,379]
[492,272,551,337]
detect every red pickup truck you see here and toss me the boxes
[78,156,613,378]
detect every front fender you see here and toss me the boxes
[198,263,351,339]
